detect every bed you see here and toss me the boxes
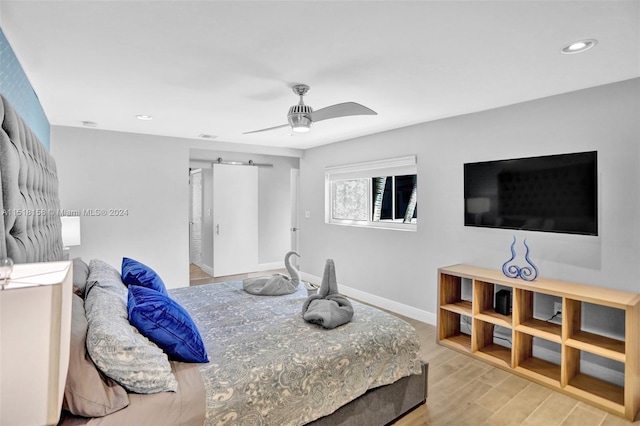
[0,93,428,426]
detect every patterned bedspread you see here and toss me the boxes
[170,281,422,426]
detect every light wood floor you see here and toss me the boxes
[389,311,638,426]
[189,265,638,426]
[189,263,287,286]
[189,263,216,286]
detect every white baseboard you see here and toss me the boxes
[198,262,284,278]
[300,272,436,326]
[255,261,285,272]
[197,263,215,277]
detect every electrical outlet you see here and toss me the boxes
[553,302,562,315]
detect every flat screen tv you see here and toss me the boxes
[464,151,598,235]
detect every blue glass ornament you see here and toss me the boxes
[501,236,539,281]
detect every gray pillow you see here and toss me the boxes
[63,294,129,416]
[84,260,178,394]
[72,257,90,297]
[85,259,128,303]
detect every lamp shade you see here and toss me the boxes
[288,113,312,132]
[61,216,81,247]
[0,261,73,425]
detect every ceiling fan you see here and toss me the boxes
[244,84,377,134]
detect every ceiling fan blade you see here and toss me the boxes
[310,102,377,123]
[243,123,290,134]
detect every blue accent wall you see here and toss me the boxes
[0,28,51,150]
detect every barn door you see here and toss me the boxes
[212,164,258,277]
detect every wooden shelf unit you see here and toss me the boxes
[437,264,640,421]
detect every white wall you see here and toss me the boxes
[298,79,640,323]
[51,127,301,289]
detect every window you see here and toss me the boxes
[325,156,417,231]
[372,175,417,222]
[332,179,369,221]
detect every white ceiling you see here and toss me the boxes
[1,1,638,150]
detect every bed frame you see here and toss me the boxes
[0,93,428,425]
[0,95,63,262]
[310,362,428,425]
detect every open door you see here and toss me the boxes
[189,169,202,266]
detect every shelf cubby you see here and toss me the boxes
[514,332,561,387]
[473,319,512,368]
[474,280,513,328]
[514,289,562,343]
[564,299,626,362]
[438,273,473,315]
[564,346,625,415]
[437,264,640,421]
[438,309,472,353]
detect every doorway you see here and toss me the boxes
[188,164,259,280]
[189,169,202,266]
[188,159,299,283]
[189,169,214,284]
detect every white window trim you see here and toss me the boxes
[325,156,417,231]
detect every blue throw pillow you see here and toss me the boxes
[127,285,209,363]
[122,257,168,295]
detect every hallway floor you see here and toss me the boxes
[189,264,287,286]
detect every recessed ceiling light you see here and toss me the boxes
[136,115,153,120]
[82,121,97,127]
[561,39,597,54]
[199,134,217,139]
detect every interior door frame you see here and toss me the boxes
[290,168,300,268]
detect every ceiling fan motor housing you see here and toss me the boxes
[288,104,313,131]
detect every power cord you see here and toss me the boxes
[546,311,561,322]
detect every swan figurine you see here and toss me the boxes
[242,251,301,295]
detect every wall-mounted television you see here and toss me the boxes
[464,151,598,236]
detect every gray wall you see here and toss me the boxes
[51,126,301,288]
[298,78,640,322]
[51,127,190,287]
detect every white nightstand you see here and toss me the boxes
[0,261,72,425]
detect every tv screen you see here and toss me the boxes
[464,151,598,235]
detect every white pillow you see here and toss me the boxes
[84,260,178,393]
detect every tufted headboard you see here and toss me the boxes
[0,94,63,262]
